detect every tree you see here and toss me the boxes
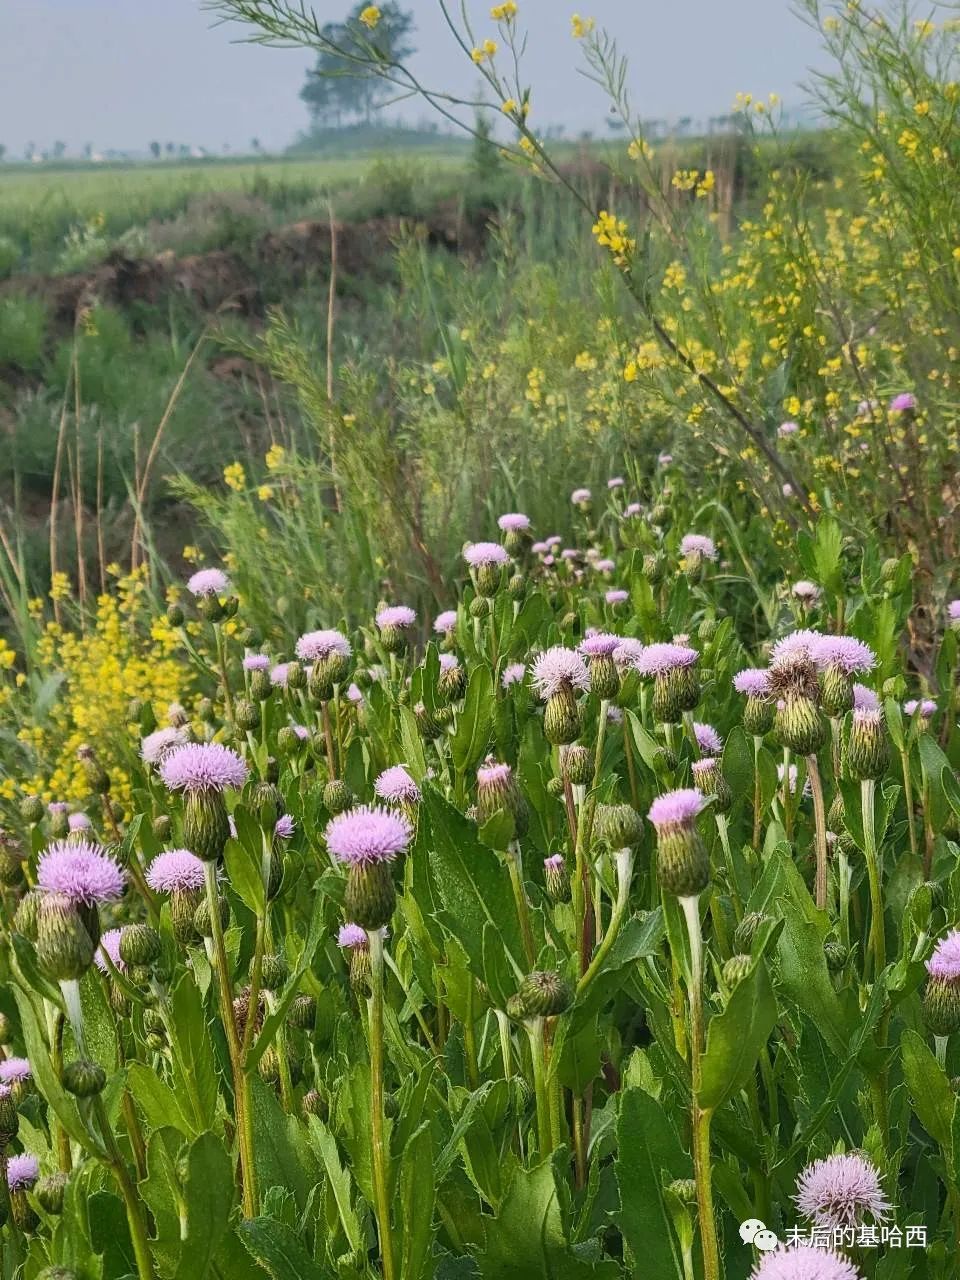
[149,140,161,159]
[300,3,415,129]
[0,145,6,162]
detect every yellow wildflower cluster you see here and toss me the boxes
[224,461,246,491]
[490,2,517,19]
[359,6,381,30]
[591,211,635,266]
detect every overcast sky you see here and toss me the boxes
[0,0,827,156]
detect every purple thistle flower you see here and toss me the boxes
[544,853,565,871]
[346,682,364,704]
[571,488,592,504]
[904,697,937,718]
[374,765,421,805]
[777,421,800,437]
[812,635,876,675]
[926,930,960,980]
[530,646,590,699]
[657,452,673,466]
[376,605,416,631]
[795,1152,890,1227]
[632,643,699,676]
[295,629,351,661]
[49,802,70,816]
[606,589,629,605]
[694,722,723,755]
[37,840,125,905]
[477,760,512,787]
[624,502,642,517]
[290,723,310,740]
[140,726,188,766]
[889,392,916,413]
[531,541,548,554]
[497,512,530,531]
[0,1058,31,1084]
[853,684,880,712]
[734,668,771,697]
[613,638,645,670]
[607,476,625,490]
[243,654,271,671]
[438,653,460,672]
[433,610,458,634]
[159,743,248,793]
[680,534,717,560]
[146,849,206,893]
[593,558,616,573]
[648,789,706,829]
[6,1153,39,1192]
[338,922,369,949]
[560,548,580,562]
[187,567,230,598]
[770,629,822,670]
[501,662,526,689]
[792,580,821,604]
[325,805,412,866]
[545,535,562,548]
[95,927,126,974]
[68,812,92,833]
[948,599,960,622]
[275,814,296,840]
[749,1245,862,1280]
[270,662,291,688]
[580,632,621,658]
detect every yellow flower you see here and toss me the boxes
[501,98,517,114]
[359,6,381,29]
[0,639,15,670]
[627,138,653,162]
[483,38,497,55]
[50,572,71,603]
[571,13,594,38]
[914,100,930,116]
[696,170,715,198]
[223,462,246,492]
[182,545,201,563]
[257,485,274,502]
[265,443,286,469]
[490,1,517,18]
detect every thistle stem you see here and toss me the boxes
[752,734,762,851]
[899,747,919,862]
[806,754,829,911]
[367,929,396,1280]
[506,843,537,969]
[861,778,890,1142]
[527,1016,552,1156]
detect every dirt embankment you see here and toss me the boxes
[1,200,495,334]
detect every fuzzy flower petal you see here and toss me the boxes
[295,629,352,661]
[159,743,248,793]
[750,1245,862,1280]
[376,605,416,630]
[794,1152,890,1228]
[325,805,412,866]
[374,766,421,805]
[734,668,771,697]
[433,610,458,634]
[95,927,126,974]
[579,632,621,658]
[680,533,717,560]
[530,646,590,700]
[497,512,530,531]
[633,643,699,676]
[648,788,706,829]
[146,849,206,893]
[37,840,125,905]
[927,930,960,980]
[187,567,230,597]
[6,1153,39,1191]
[140,727,189,766]
[0,1058,31,1084]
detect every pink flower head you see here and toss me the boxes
[325,804,412,866]
[477,761,512,788]
[545,535,562,549]
[295,629,351,661]
[580,632,621,659]
[243,653,271,671]
[376,605,416,631]
[433,610,458,634]
[606,589,629,605]
[770,629,822,671]
[734,668,771,697]
[275,814,296,840]
[530,646,590,700]
[593,558,616,573]
[159,742,248,793]
[694,722,723,755]
[561,548,580,562]
[501,662,526,689]
[889,392,916,413]
[146,849,206,893]
[544,853,565,871]
[658,452,673,466]
[6,1153,39,1192]
[346,682,364,704]
[571,488,592,504]
[680,534,717,560]
[140,726,188,766]
[374,765,421,805]
[613,638,645,670]
[812,635,876,675]
[795,1152,890,1227]
[624,502,642,517]
[187,567,230,598]
[852,683,879,711]
[0,1058,31,1084]
[904,697,937,718]
[95,927,126,974]
[927,930,960,980]
[607,476,625,490]
[949,600,960,621]
[497,512,530,532]
[338,923,368,949]
[691,758,717,782]
[438,653,460,673]
[37,840,125,905]
[270,662,291,687]
[49,802,70,816]
[777,421,799,438]
[68,812,92,833]
[531,541,548,555]
[464,541,511,568]
[792,580,821,604]
[648,789,706,830]
[290,723,310,740]
[633,643,699,676]
[749,1245,861,1280]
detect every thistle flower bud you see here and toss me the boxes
[234,698,260,733]
[14,889,41,940]
[260,953,288,992]
[922,976,960,1037]
[722,954,752,987]
[774,695,828,756]
[743,695,774,737]
[507,573,526,602]
[517,970,573,1018]
[323,780,353,814]
[166,604,185,627]
[286,660,307,690]
[690,757,732,814]
[733,911,768,953]
[668,1179,698,1205]
[119,924,161,969]
[198,593,226,622]
[302,1089,328,1119]
[191,892,227,939]
[649,790,710,898]
[258,1046,280,1084]
[559,745,592,787]
[250,669,272,701]
[19,795,44,825]
[414,701,443,740]
[277,726,303,756]
[643,551,666,584]
[0,1014,10,1045]
[697,618,718,644]
[35,1172,69,1215]
[468,595,491,620]
[0,838,23,887]
[505,993,526,1021]
[62,1059,106,1098]
[77,745,110,796]
[543,854,571,903]
[476,760,528,837]
[143,1008,166,1037]
[824,938,849,971]
[289,994,316,1031]
[37,894,95,981]
[846,708,889,781]
[0,1091,19,1146]
[151,813,172,841]
[820,663,854,718]
[546,776,564,797]
[595,803,644,850]
[184,792,230,863]
[544,685,581,745]
[437,659,466,704]
[344,864,396,931]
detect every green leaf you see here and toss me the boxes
[627,710,662,771]
[305,1116,364,1254]
[12,987,91,1149]
[398,703,429,781]
[128,1063,195,1138]
[249,885,327,1070]
[699,958,777,1111]
[812,514,843,592]
[451,665,495,773]
[721,726,754,806]
[224,811,266,915]
[400,1122,436,1280]
[616,1088,687,1279]
[901,1029,956,1153]
[776,899,847,1056]
[174,1132,236,1280]
[238,1217,332,1280]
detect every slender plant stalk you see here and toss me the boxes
[752,734,763,851]
[899,747,919,861]
[527,1016,552,1156]
[861,778,890,1141]
[806,754,829,911]
[367,929,396,1280]
[506,843,537,968]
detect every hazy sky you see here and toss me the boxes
[1,0,826,156]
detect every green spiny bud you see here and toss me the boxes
[19,795,44,825]
[824,938,849,972]
[468,595,490,620]
[234,698,260,732]
[517,970,573,1018]
[302,1089,328,1119]
[151,814,172,842]
[414,701,443,740]
[543,854,571,903]
[655,827,710,899]
[119,924,161,969]
[743,695,774,737]
[476,760,528,837]
[828,792,845,832]
[35,1172,69,1215]
[544,685,581,745]
[505,993,526,1021]
[166,604,185,627]
[595,803,644,849]
[0,1013,10,1045]
[475,561,505,597]
[170,887,202,945]
[668,1178,698,1205]
[0,840,23,887]
[183,789,230,862]
[37,894,95,981]
[14,889,41,940]
[62,1059,106,1098]
[344,863,396,931]
[722,954,753,987]
[820,663,854,718]
[437,661,466,704]
[507,573,526,602]
[923,976,960,1037]
[697,618,718,644]
[691,758,732,813]
[250,669,272,702]
[546,776,564,797]
[259,953,288,992]
[0,1090,19,1146]
[323,780,353,814]
[846,709,889,781]
[559,744,592,786]
[192,892,228,939]
[289,994,316,1031]
[198,593,226,622]
[143,1008,165,1036]
[643,552,665,584]
[774,695,827,756]
[733,911,769,952]
[77,745,109,795]
[588,654,619,700]
[286,660,307,690]
[277,726,303,755]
